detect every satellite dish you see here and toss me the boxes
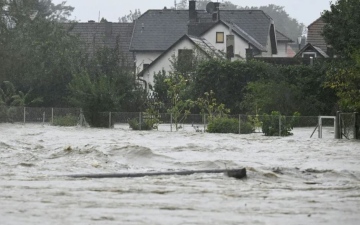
[206,2,215,14]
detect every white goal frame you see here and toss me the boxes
[318,116,336,138]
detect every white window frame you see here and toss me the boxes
[302,52,317,58]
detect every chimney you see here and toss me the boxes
[214,2,220,20]
[105,22,112,37]
[189,0,197,22]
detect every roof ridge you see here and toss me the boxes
[231,23,266,51]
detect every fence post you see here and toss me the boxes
[109,112,112,129]
[318,116,322,138]
[42,112,45,125]
[51,108,54,125]
[354,112,358,139]
[203,114,206,133]
[23,107,26,124]
[239,114,241,134]
[335,111,341,139]
[139,112,142,130]
[170,113,173,132]
[279,115,282,137]
[79,109,83,126]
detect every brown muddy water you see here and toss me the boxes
[0,123,359,225]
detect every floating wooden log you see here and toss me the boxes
[67,168,246,179]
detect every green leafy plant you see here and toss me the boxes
[207,117,254,134]
[165,74,194,131]
[52,114,78,126]
[261,111,300,136]
[195,90,230,120]
[128,118,154,131]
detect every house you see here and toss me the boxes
[307,17,328,54]
[137,34,226,91]
[295,17,330,58]
[274,30,295,57]
[66,21,134,67]
[294,43,329,58]
[130,0,293,89]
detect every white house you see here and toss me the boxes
[137,34,225,91]
[128,0,293,89]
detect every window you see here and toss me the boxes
[143,63,149,70]
[178,49,193,74]
[302,52,317,58]
[216,32,224,43]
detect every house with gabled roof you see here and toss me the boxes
[65,21,134,67]
[295,17,331,59]
[130,0,293,89]
[137,34,226,90]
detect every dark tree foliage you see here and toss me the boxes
[322,0,360,57]
[177,0,237,10]
[193,59,337,116]
[68,44,146,127]
[119,9,141,22]
[192,60,277,114]
[176,0,304,41]
[254,5,304,41]
[0,0,82,107]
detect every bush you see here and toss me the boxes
[52,114,78,126]
[240,120,255,134]
[128,118,156,131]
[261,111,300,136]
[207,117,254,134]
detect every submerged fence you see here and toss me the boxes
[0,106,358,139]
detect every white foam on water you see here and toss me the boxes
[0,123,359,225]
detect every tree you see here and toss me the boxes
[241,63,337,116]
[164,74,194,131]
[0,0,81,107]
[322,0,360,57]
[255,5,304,41]
[68,44,142,127]
[177,0,237,10]
[119,9,141,22]
[325,53,360,112]
[193,59,275,114]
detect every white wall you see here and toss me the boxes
[201,23,249,58]
[259,34,273,57]
[143,38,209,90]
[134,52,162,74]
[273,42,288,57]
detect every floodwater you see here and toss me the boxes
[0,123,359,225]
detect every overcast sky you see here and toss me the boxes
[52,0,331,26]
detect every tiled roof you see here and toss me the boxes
[226,21,267,51]
[130,9,273,52]
[294,43,329,58]
[276,30,293,42]
[188,35,226,59]
[64,22,134,65]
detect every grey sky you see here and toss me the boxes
[52,0,331,26]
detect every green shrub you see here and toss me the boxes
[207,117,254,134]
[128,118,155,131]
[240,120,255,134]
[53,114,78,126]
[261,111,300,136]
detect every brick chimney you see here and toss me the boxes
[105,22,112,37]
[213,2,220,21]
[189,0,197,23]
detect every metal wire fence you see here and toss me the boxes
[0,106,358,139]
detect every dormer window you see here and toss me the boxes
[216,32,224,43]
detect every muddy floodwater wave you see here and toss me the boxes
[0,123,359,224]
